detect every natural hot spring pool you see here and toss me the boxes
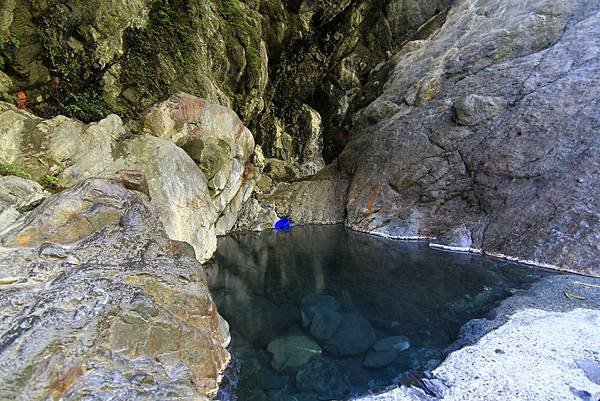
[206,225,557,401]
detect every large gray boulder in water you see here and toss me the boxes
[0,174,230,400]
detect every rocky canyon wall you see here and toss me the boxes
[282,0,599,275]
[0,0,597,274]
[0,0,449,172]
[0,0,598,399]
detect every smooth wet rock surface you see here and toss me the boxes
[208,225,558,400]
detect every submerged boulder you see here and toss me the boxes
[0,176,230,400]
[373,336,411,352]
[363,349,399,369]
[310,308,344,341]
[321,313,376,357]
[267,333,322,373]
[300,294,341,326]
[363,336,411,368]
[295,358,350,400]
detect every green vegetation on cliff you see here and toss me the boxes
[120,0,197,114]
[220,0,262,77]
[0,0,449,165]
[0,162,66,192]
[36,3,115,121]
[0,162,31,179]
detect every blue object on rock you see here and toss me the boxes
[274,218,292,231]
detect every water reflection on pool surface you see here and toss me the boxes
[207,225,556,401]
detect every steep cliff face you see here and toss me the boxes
[0,0,598,398]
[0,0,449,171]
[303,0,598,275]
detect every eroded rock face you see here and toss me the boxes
[0,94,258,261]
[142,93,258,237]
[262,0,599,276]
[0,176,230,400]
[331,0,599,275]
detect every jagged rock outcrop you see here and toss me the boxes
[0,175,230,400]
[283,0,599,275]
[0,93,258,261]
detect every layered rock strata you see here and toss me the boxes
[0,175,230,400]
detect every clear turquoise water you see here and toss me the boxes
[207,225,556,401]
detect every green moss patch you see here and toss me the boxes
[43,173,66,192]
[219,0,262,78]
[120,0,198,114]
[0,33,19,70]
[0,162,32,179]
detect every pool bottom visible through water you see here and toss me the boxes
[206,225,557,401]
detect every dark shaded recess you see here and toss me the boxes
[251,0,393,163]
[317,3,452,163]
[2,0,451,162]
[251,0,451,164]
